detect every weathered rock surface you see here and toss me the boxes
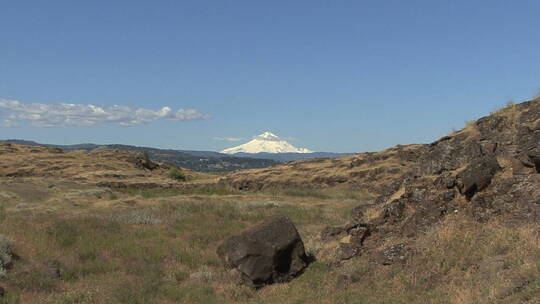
[318,222,371,264]
[331,99,540,266]
[217,215,308,287]
[456,154,501,199]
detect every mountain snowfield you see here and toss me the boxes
[221,132,313,154]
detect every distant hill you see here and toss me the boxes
[231,152,354,162]
[1,139,355,171]
[0,140,279,172]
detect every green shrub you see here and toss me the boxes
[167,167,186,181]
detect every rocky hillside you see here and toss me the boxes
[364,98,540,233]
[0,143,214,188]
[221,97,540,265]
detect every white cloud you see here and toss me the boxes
[213,136,244,142]
[0,119,16,127]
[0,99,212,127]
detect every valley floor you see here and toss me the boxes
[1,178,539,304]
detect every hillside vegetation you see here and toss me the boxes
[1,98,540,303]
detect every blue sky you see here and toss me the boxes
[1,0,540,152]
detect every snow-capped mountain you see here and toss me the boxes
[221,132,313,154]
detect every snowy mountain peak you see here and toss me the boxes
[221,131,313,154]
[257,132,280,140]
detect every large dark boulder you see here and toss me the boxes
[217,215,308,287]
[457,155,501,199]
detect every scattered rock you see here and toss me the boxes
[47,147,63,154]
[126,152,159,170]
[470,196,496,222]
[320,222,370,263]
[374,244,409,265]
[335,243,359,261]
[380,199,405,223]
[217,215,308,287]
[350,205,365,222]
[321,226,348,242]
[321,222,369,243]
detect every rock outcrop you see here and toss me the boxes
[324,98,540,264]
[218,99,540,275]
[456,154,501,199]
[217,215,309,287]
[319,222,371,263]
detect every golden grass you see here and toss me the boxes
[0,143,217,189]
[3,175,539,304]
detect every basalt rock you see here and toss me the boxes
[320,222,371,263]
[527,154,540,173]
[217,215,308,287]
[126,152,159,170]
[457,155,501,199]
[468,174,540,224]
[418,135,482,175]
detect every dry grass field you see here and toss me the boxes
[1,178,539,304]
